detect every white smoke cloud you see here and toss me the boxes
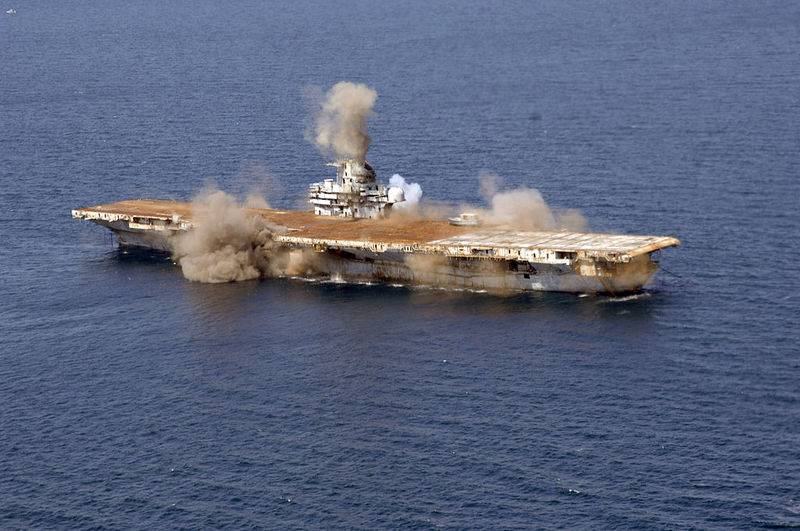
[389,174,423,209]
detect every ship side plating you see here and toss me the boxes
[72,195,680,293]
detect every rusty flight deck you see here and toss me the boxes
[72,199,681,262]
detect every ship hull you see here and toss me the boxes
[103,224,657,294]
[112,224,175,252]
[73,200,678,295]
[306,247,656,294]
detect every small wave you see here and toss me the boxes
[598,292,652,303]
[556,485,587,497]
[288,276,318,283]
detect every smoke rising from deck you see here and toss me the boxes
[389,174,423,210]
[311,81,377,162]
[243,193,270,209]
[236,161,279,210]
[479,171,502,202]
[478,171,587,231]
[172,188,284,283]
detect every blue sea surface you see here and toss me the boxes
[1,1,799,528]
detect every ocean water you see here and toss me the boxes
[1,0,799,528]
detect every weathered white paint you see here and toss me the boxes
[308,160,401,219]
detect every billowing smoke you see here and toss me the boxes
[235,161,278,210]
[312,81,377,162]
[243,193,270,209]
[479,171,587,231]
[479,171,502,202]
[171,187,284,283]
[389,174,423,210]
[488,188,557,229]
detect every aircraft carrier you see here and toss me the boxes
[72,160,680,293]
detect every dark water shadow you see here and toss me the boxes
[108,246,172,264]
[81,246,176,279]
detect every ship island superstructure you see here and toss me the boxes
[72,160,680,293]
[309,159,403,218]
